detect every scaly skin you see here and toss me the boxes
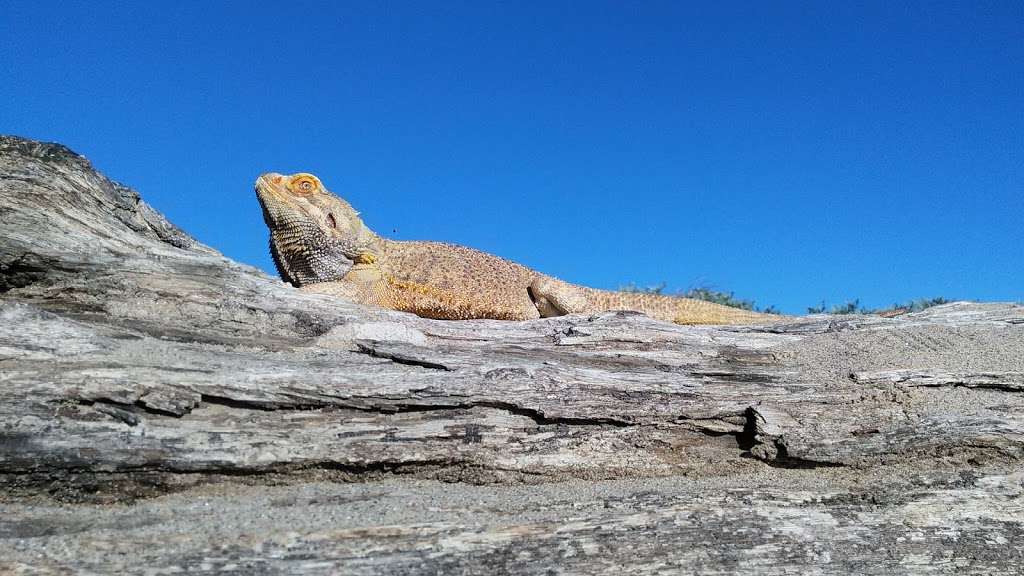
[255,173,786,325]
[529,276,782,325]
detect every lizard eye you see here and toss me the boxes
[290,175,318,194]
[326,213,337,229]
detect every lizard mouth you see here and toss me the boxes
[255,176,305,286]
[254,175,285,227]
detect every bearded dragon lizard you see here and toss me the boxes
[256,172,784,324]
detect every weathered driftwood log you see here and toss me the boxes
[1,135,1022,574]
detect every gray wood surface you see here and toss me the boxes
[1,135,1022,574]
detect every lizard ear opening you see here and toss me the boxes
[326,213,337,229]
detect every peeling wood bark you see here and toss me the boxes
[1,135,1023,574]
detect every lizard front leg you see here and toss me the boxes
[300,263,394,307]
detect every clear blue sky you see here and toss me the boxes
[3,1,1022,313]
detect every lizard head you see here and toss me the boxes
[255,172,379,287]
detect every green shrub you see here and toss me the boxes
[899,297,952,312]
[808,297,953,315]
[807,299,860,314]
[682,287,758,311]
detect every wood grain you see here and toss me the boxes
[2,135,1022,574]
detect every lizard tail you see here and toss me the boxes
[530,276,786,325]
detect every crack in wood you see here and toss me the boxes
[353,340,452,370]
